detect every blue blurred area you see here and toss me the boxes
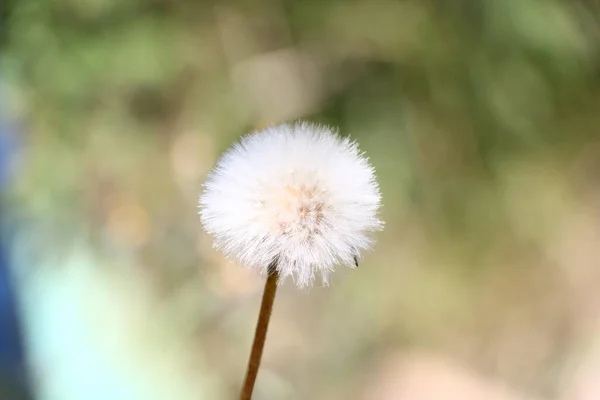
[0,120,33,398]
[0,124,21,365]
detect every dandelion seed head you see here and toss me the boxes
[199,122,383,287]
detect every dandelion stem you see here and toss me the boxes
[239,261,279,400]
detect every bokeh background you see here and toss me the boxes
[2,0,600,399]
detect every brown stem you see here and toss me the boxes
[239,262,279,400]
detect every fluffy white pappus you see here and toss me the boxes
[199,122,383,287]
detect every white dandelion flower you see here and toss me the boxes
[199,122,383,287]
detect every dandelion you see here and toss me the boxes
[198,121,383,399]
[199,122,382,286]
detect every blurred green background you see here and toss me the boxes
[2,0,600,399]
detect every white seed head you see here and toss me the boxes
[199,122,383,287]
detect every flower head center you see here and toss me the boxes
[265,183,325,238]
